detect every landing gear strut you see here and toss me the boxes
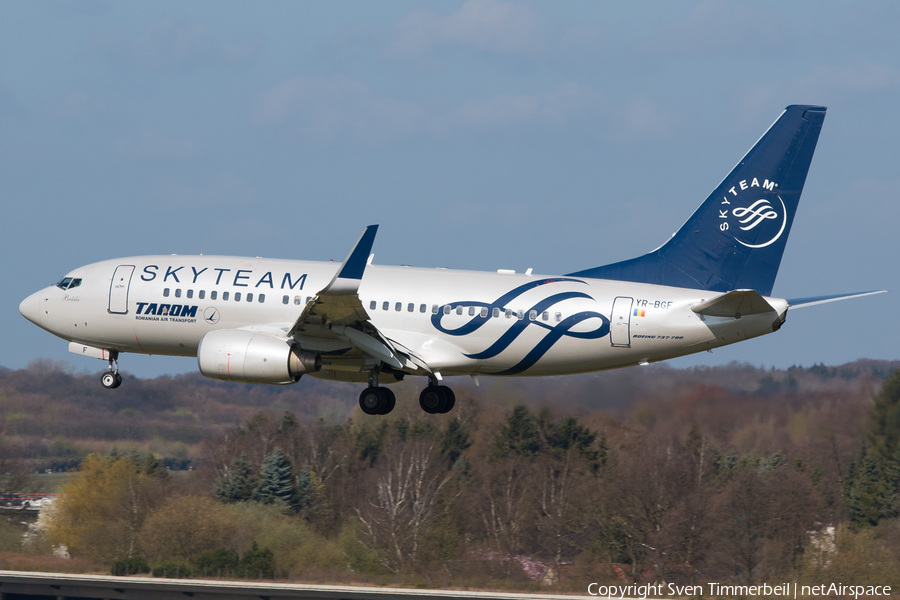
[100,352,122,389]
[419,376,455,414]
[358,371,396,415]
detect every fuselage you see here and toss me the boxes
[19,255,788,380]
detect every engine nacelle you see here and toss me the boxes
[197,329,321,385]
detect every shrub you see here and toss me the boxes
[111,556,150,576]
[195,548,240,577]
[151,560,193,578]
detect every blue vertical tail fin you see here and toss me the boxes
[568,105,827,296]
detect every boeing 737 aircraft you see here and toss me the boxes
[19,105,884,416]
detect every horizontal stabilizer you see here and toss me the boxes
[692,290,775,318]
[788,290,887,309]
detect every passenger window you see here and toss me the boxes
[163,288,170,297]
[199,290,205,300]
[306,296,312,304]
[294,296,301,305]
[383,301,389,311]
[246,293,253,302]
[187,289,193,299]
[505,309,512,318]
[175,289,182,298]
[395,302,402,312]
[370,301,377,310]
[456,306,463,315]
[443,305,451,315]
[211,291,217,300]
[432,304,439,314]
[529,310,537,321]
[493,308,500,318]
[259,294,265,303]
[517,310,525,320]
[234,292,241,302]
[407,303,414,312]
[542,311,549,321]
[481,307,488,318]
[283,295,289,304]
[555,312,562,322]
[420,304,427,313]
[468,307,475,316]
[223,291,229,301]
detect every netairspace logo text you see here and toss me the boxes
[587,582,892,599]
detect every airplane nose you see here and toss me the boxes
[19,292,42,326]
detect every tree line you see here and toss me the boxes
[18,362,900,588]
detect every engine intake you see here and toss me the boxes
[197,329,321,385]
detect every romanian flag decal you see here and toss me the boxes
[633,309,646,317]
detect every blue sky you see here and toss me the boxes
[2,1,898,378]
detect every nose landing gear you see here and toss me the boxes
[100,352,122,389]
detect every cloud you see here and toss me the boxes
[649,0,785,57]
[117,130,204,159]
[94,19,260,69]
[792,63,900,98]
[388,0,541,57]
[256,76,610,142]
[256,75,430,143]
[457,83,605,128]
[155,173,256,209]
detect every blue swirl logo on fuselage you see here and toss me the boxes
[431,278,610,375]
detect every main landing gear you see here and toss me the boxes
[358,371,396,415]
[419,376,455,414]
[100,351,122,389]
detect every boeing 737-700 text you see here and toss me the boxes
[19,105,884,416]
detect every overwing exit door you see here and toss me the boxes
[108,265,135,314]
[610,296,634,347]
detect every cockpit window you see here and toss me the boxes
[67,279,82,290]
[56,277,77,290]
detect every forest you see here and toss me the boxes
[0,358,899,591]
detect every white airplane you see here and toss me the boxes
[19,105,884,416]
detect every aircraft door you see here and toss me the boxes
[610,296,634,347]
[108,265,135,314]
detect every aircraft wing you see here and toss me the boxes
[287,226,423,372]
[787,290,886,309]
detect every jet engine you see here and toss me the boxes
[197,329,321,385]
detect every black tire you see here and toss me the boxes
[359,387,386,415]
[419,386,442,414]
[439,386,455,413]
[380,388,396,415]
[100,372,118,389]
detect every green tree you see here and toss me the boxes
[240,541,275,577]
[252,449,300,513]
[439,417,471,466]
[492,405,540,459]
[216,454,256,504]
[296,465,329,522]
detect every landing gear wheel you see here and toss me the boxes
[380,388,396,415]
[360,387,395,415]
[100,372,122,389]
[419,386,455,414]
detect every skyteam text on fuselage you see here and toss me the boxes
[19,106,885,416]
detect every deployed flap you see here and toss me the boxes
[691,290,775,318]
[287,225,419,372]
[289,226,378,337]
[788,290,886,309]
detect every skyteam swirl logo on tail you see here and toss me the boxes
[718,178,787,249]
[431,278,610,375]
